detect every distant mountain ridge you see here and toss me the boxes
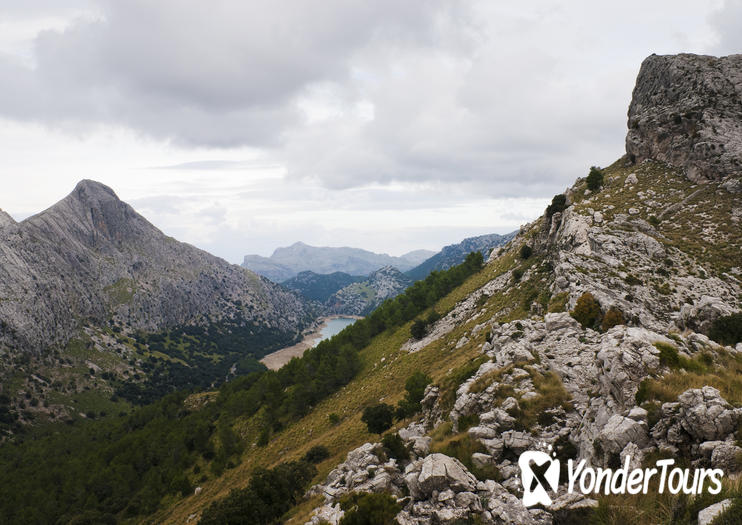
[281,271,364,303]
[242,241,434,282]
[326,266,412,316]
[405,232,516,281]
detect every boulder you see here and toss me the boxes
[679,296,737,334]
[677,387,740,442]
[596,414,649,456]
[710,442,742,473]
[698,499,732,525]
[415,454,477,498]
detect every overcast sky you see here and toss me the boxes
[0,1,740,263]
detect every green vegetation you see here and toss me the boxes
[709,313,742,347]
[546,194,568,218]
[396,371,432,419]
[600,307,625,331]
[338,492,401,525]
[381,433,409,461]
[571,291,602,329]
[303,445,330,464]
[362,404,394,434]
[519,244,533,259]
[199,460,316,525]
[586,165,604,191]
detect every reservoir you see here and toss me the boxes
[314,316,357,345]
[260,315,362,370]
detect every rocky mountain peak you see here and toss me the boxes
[626,53,742,182]
[0,209,15,229]
[72,179,120,203]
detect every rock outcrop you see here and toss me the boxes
[626,53,742,182]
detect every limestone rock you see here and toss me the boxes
[698,499,732,525]
[626,53,742,182]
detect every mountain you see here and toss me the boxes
[325,266,412,315]
[2,53,742,525]
[242,241,435,282]
[281,270,364,303]
[0,180,314,419]
[405,232,516,281]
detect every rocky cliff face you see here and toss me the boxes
[0,181,312,354]
[626,53,742,183]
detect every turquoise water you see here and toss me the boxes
[314,317,357,345]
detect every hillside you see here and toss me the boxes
[1,52,741,525]
[0,181,315,426]
[154,53,740,524]
[242,242,434,282]
[406,232,516,282]
[282,271,364,303]
[325,266,412,316]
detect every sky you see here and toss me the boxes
[0,1,740,263]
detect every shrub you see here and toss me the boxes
[512,268,524,282]
[546,194,567,218]
[709,313,742,346]
[303,445,330,464]
[655,342,680,368]
[519,245,533,260]
[586,166,604,191]
[396,371,432,418]
[339,492,401,525]
[410,319,427,340]
[381,433,409,461]
[200,461,316,525]
[362,404,394,434]
[328,413,341,425]
[571,292,602,329]
[600,307,625,331]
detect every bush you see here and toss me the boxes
[512,268,524,282]
[586,166,604,191]
[546,194,567,218]
[709,313,742,346]
[339,492,401,525]
[199,460,316,525]
[303,445,330,464]
[396,371,432,418]
[381,433,409,461]
[519,245,533,260]
[362,404,394,434]
[571,292,603,329]
[600,307,625,331]
[410,319,427,340]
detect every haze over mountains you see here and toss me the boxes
[242,242,434,282]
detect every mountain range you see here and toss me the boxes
[1,52,741,525]
[242,242,434,282]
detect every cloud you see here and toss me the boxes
[0,0,728,206]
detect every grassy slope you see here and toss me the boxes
[147,248,542,524]
[149,159,742,524]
